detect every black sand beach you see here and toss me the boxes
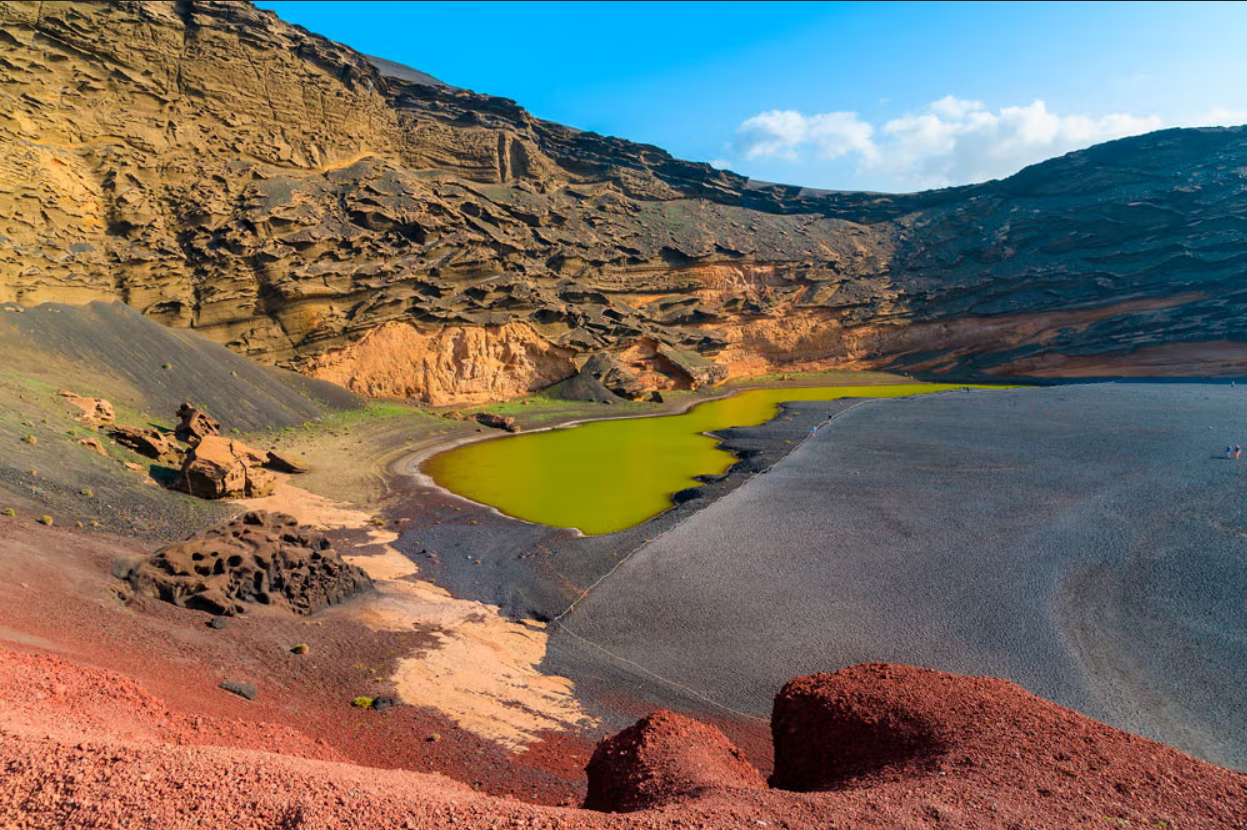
[544,383,1247,771]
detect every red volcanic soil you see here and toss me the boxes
[0,516,593,806]
[0,515,1243,829]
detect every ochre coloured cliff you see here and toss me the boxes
[3,1,1247,404]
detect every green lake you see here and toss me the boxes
[423,383,978,535]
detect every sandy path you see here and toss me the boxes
[240,482,597,750]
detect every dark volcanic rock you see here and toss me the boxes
[581,353,647,400]
[473,413,520,433]
[370,695,398,712]
[545,371,625,404]
[585,709,765,813]
[219,681,257,701]
[121,510,373,616]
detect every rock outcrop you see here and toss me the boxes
[59,392,114,427]
[175,404,220,447]
[121,510,373,616]
[109,426,179,463]
[179,436,275,499]
[3,1,1247,403]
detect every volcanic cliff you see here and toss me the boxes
[3,0,1246,404]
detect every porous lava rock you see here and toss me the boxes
[122,510,372,616]
[59,391,114,427]
[179,436,275,499]
[473,413,520,433]
[175,404,221,447]
[584,710,765,813]
[109,425,178,462]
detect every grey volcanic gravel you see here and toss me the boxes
[548,383,1247,771]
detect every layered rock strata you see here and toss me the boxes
[2,1,1246,404]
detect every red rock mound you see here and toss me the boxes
[586,664,1246,828]
[766,664,1246,825]
[584,710,765,812]
[770,663,952,790]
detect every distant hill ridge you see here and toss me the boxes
[2,0,1246,404]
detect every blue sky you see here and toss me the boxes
[257,1,1247,192]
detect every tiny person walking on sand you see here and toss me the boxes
[1236,445,1241,460]
[1228,446,1235,459]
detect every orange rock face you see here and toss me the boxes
[305,321,576,406]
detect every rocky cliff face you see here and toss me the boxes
[3,1,1246,404]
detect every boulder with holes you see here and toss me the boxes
[118,511,372,616]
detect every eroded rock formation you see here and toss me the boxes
[121,510,373,615]
[179,435,275,499]
[2,1,1246,404]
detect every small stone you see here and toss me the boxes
[77,437,108,456]
[371,695,398,711]
[38,515,53,526]
[207,616,231,630]
[219,681,256,701]
[291,643,309,655]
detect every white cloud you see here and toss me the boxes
[736,109,876,164]
[730,96,1195,190]
[1202,107,1247,127]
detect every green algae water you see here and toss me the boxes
[424,384,977,535]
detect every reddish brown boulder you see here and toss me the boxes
[175,403,220,447]
[109,425,178,461]
[770,664,951,791]
[120,510,372,616]
[473,412,520,433]
[59,391,115,427]
[179,435,274,499]
[585,710,765,813]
